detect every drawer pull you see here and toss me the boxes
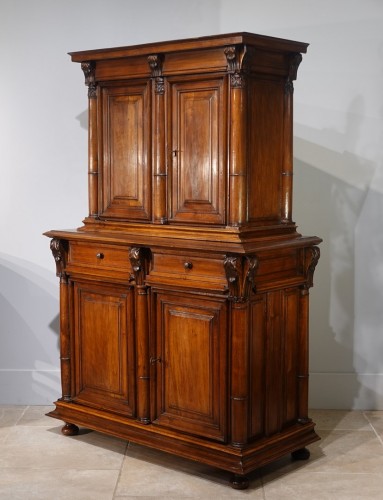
[96,252,104,259]
[184,261,193,270]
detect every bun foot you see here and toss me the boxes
[230,474,249,490]
[61,423,79,436]
[291,447,310,461]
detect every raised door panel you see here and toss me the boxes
[100,83,151,220]
[169,77,227,224]
[152,291,227,441]
[72,281,135,416]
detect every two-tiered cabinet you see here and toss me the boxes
[45,33,321,489]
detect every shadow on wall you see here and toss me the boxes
[294,109,383,409]
[0,254,61,404]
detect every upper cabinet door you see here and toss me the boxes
[168,77,227,225]
[99,82,151,221]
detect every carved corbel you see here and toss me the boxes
[50,239,68,279]
[81,61,97,98]
[302,246,320,290]
[224,255,258,303]
[148,54,165,95]
[284,52,303,95]
[129,247,151,286]
[224,45,248,89]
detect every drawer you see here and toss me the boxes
[69,242,131,270]
[153,253,224,277]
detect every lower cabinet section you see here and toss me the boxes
[47,236,320,489]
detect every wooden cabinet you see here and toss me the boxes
[45,33,321,489]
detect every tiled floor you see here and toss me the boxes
[1,407,383,499]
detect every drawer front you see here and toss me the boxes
[148,252,226,291]
[153,253,224,278]
[69,242,131,270]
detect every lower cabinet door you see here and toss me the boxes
[152,291,228,442]
[72,280,135,416]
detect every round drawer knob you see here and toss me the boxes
[184,261,193,270]
[96,252,104,259]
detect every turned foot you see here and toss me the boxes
[230,474,249,490]
[61,423,79,436]
[291,447,310,461]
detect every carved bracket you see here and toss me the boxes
[302,246,320,290]
[285,52,303,95]
[148,54,164,77]
[50,238,68,279]
[224,45,248,89]
[129,247,151,286]
[148,54,165,95]
[81,61,97,98]
[224,255,258,303]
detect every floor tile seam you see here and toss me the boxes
[0,466,124,472]
[1,407,30,444]
[0,406,28,427]
[112,441,130,499]
[315,427,374,431]
[363,411,383,447]
[261,470,383,477]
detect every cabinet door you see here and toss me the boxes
[152,291,227,442]
[168,77,227,224]
[72,280,135,416]
[99,82,151,221]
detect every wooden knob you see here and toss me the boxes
[184,261,193,270]
[96,252,104,259]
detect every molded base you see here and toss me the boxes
[47,401,319,482]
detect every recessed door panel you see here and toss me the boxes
[100,82,151,220]
[169,77,227,224]
[153,291,227,441]
[73,281,135,415]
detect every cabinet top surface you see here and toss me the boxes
[69,32,309,62]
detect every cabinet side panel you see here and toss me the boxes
[249,296,266,439]
[247,79,284,222]
[283,288,300,425]
[264,290,283,435]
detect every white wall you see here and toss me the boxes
[1,0,382,409]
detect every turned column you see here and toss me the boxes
[130,247,151,423]
[148,54,167,224]
[225,46,248,226]
[297,246,320,423]
[50,239,71,402]
[81,61,99,219]
[224,255,258,446]
[281,53,302,223]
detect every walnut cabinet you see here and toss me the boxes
[45,33,321,489]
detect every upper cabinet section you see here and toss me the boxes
[71,33,308,234]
